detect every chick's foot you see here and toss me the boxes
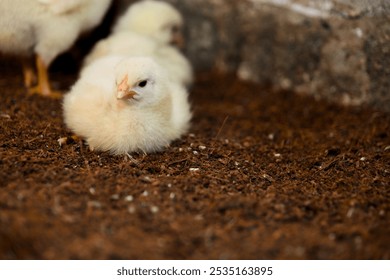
[28,55,62,99]
[28,85,62,99]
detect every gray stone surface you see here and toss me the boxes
[115,0,390,111]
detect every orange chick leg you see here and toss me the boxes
[21,57,36,88]
[28,55,62,99]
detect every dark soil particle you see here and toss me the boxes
[0,57,389,260]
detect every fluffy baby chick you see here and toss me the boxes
[83,0,193,87]
[0,0,112,98]
[113,0,184,47]
[63,56,191,155]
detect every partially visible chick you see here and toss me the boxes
[113,0,184,47]
[83,0,193,87]
[0,0,112,98]
[63,56,191,155]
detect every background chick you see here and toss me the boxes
[83,0,193,87]
[113,0,184,46]
[0,0,112,98]
[63,56,191,155]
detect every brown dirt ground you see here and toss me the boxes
[0,54,389,260]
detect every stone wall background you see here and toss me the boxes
[114,0,390,111]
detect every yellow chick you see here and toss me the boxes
[63,55,191,155]
[113,0,185,47]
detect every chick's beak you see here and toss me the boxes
[116,74,136,100]
[117,89,137,100]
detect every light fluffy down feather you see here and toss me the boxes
[83,31,193,87]
[63,56,191,155]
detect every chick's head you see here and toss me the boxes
[113,0,184,47]
[114,56,166,107]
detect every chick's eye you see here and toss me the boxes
[138,80,147,87]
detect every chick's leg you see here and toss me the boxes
[21,57,36,88]
[28,55,62,99]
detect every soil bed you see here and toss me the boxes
[0,58,389,259]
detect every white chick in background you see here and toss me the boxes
[82,32,158,67]
[63,56,191,155]
[0,0,112,98]
[113,0,185,46]
[83,0,193,88]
